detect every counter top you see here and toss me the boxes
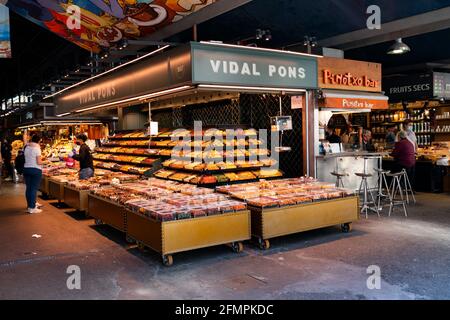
[316,152,387,160]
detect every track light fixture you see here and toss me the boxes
[387,38,411,55]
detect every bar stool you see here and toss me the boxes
[373,168,391,211]
[401,169,416,205]
[330,171,348,188]
[355,172,379,219]
[386,172,408,217]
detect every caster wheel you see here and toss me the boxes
[231,242,244,253]
[341,223,352,233]
[258,239,270,250]
[126,236,135,244]
[94,219,102,225]
[162,255,173,267]
[137,241,146,251]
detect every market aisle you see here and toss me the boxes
[1,183,450,299]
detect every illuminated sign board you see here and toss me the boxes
[0,4,11,58]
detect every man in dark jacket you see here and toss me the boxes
[1,138,14,181]
[72,134,94,180]
[391,130,416,188]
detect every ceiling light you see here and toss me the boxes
[117,39,128,51]
[387,38,411,55]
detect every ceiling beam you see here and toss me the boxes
[319,6,450,50]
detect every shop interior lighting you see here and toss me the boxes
[56,112,71,117]
[199,41,322,58]
[117,39,129,51]
[44,45,170,100]
[74,85,192,113]
[198,84,307,93]
[387,38,411,55]
[18,121,102,129]
[256,29,272,41]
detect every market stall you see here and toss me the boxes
[217,177,358,249]
[313,57,389,190]
[88,178,250,265]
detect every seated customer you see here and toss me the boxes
[391,130,416,187]
[326,126,342,144]
[385,125,397,149]
[362,130,375,152]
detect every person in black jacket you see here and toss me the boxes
[72,134,94,180]
[1,138,14,181]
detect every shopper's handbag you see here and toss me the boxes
[14,146,26,175]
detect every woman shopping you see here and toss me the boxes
[24,134,43,214]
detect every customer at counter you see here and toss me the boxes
[391,130,416,187]
[385,125,397,149]
[361,130,375,152]
[402,120,418,151]
[325,126,341,144]
[341,124,358,146]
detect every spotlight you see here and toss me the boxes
[387,38,411,55]
[256,29,263,40]
[255,29,272,41]
[263,30,272,42]
[117,39,128,51]
[99,49,110,60]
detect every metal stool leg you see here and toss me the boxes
[403,169,416,204]
[398,175,408,217]
[383,173,391,200]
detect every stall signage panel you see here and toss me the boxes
[433,72,450,98]
[321,97,388,110]
[191,43,318,89]
[383,73,433,102]
[54,46,191,114]
[318,57,382,92]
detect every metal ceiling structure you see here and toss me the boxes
[2,0,450,118]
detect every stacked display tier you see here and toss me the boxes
[94,131,163,175]
[63,173,140,214]
[150,128,280,187]
[216,178,359,249]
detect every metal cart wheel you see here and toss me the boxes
[126,236,135,244]
[231,242,244,253]
[137,241,146,251]
[94,219,103,225]
[162,255,173,267]
[258,238,270,250]
[341,223,352,233]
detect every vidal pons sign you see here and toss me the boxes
[191,42,318,89]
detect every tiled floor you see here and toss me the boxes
[0,182,449,299]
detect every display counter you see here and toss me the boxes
[316,152,385,190]
[250,196,359,249]
[39,176,49,196]
[126,210,250,266]
[48,178,65,203]
[383,158,449,193]
[64,185,90,214]
[88,193,127,232]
